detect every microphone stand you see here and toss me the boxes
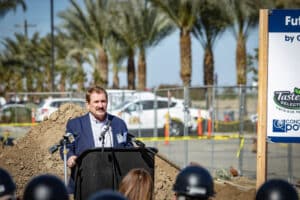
[100,121,111,153]
[101,134,105,153]
[62,137,68,185]
[49,135,72,185]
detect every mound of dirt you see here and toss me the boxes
[0,104,256,200]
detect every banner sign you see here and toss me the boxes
[267,9,300,143]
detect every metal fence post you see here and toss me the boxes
[210,85,215,173]
[153,88,158,140]
[288,144,293,183]
[183,86,189,167]
[238,85,245,176]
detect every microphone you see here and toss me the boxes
[49,144,59,154]
[63,132,76,143]
[127,133,145,148]
[48,132,77,154]
[100,120,111,141]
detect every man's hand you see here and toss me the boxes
[67,155,77,168]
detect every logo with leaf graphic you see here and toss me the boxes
[273,87,300,110]
[294,87,300,95]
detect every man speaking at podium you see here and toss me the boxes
[62,85,132,193]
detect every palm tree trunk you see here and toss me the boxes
[204,44,214,85]
[59,73,66,92]
[112,63,120,89]
[26,71,34,92]
[127,50,135,90]
[16,73,23,92]
[204,44,215,111]
[236,33,247,85]
[99,47,109,87]
[77,67,85,92]
[36,73,44,92]
[138,48,146,90]
[46,64,52,92]
[180,29,192,87]
[75,56,85,92]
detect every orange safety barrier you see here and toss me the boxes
[31,108,35,124]
[164,114,170,145]
[197,110,203,136]
[207,118,212,137]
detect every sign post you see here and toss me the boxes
[257,9,300,189]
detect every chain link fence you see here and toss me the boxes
[1,86,299,183]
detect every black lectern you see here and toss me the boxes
[74,147,157,200]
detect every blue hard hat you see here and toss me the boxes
[0,168,16,197]
[256,179,299,200]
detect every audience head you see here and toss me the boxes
[119,168,153,200]
[173,165,214,200]
[88,190,128,200]
[256,179,299,200]
[23,174,69,200]
[0,168,16,200]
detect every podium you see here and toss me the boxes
[74,147,157,200]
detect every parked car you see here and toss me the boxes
[110,96,210,137]
[106,90,155,111]
[250,113,258,123]
[35,97,86,122]
[0,96,6,107]
[0,104,32,123]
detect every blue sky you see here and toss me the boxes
[0,0,259,88]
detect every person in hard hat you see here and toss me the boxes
[173,165,215,200]
[0,168,17,200]
[23,174,69,200]
[256,179,299,200]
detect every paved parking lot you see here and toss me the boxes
[145,136,300,183]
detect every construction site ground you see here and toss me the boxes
[0,104,263,199]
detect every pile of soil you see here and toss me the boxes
[0,104,256,200]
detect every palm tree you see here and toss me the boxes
[58,0,110,87]
[149,0,202,87]
[224,0,272,85]
[128,0,174,90]
[192,0,230,86]
[274,0,300,8]
[192,0,230,110]
[0,0,26,18]
[54,33,79,92]
[105,36,128,89]
[1,33,30,92]
[56,29,88,92]
[108,0,140,90]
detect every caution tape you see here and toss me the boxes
[236,137,245,158]
[215,120,240,125]
[137,133,243,142]
[0,123,38,127]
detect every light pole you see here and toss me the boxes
[50,0,55,92]
[14,19,36,38]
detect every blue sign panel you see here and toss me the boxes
[268,137,300,143]
[269,9,300,32]
[267,9,300,143]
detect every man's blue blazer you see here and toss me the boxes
[61,112,132,193]
[65,113,130,158]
